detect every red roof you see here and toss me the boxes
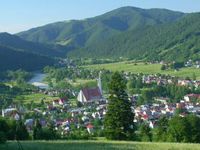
[86,124,94,129]
[186,94,200,99]
[142,114,148,120]
[82,87,102,101]
[53,98,65,103]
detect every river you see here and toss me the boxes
[28,73,49,89]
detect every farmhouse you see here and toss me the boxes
[53,98,66,106]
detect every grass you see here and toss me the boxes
[83,62,200,79]
[13,93,59,104]
[68,79,96,87]
[1,140,200,150]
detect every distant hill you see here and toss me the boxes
[17,7,184,59]
[0,32,65,57]
[15,7,200,61]
[0,45,54,71]
[71,13,200,62]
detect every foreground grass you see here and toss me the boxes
[1,141,200,150]
[83,62,200,79]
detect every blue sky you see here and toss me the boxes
[1,0,200,33]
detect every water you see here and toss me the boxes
[28,73,48,89]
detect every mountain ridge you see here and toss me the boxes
[3,6,200,63]
[17,6,184,49]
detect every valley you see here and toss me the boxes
[1,4,200,149]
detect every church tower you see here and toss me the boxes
[97,71,103,95]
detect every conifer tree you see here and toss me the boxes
[104,72,135,140]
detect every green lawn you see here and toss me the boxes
[1,141,200,150]
[14,93,59,104]
[83,62,200,79]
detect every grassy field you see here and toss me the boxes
[83,62,200,79]
[68,79,96,87]
[1,141,200,150]
[14,93,59,104]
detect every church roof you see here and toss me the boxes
[82,87,102,101]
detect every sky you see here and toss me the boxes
[1,0,200,33]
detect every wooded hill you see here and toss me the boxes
[0,44,54,71]
[18,7,191,61]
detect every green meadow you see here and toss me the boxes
[1,141,200,150]
[83,62,200,79]
[13,93,59,104]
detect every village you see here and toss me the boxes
[1,70,200,138]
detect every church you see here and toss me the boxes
[77,72,103,103]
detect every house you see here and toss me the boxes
[53,98,66,106]
[155,97,169,104]
[178,80,192,86]
[25,119,34,131]
[2,108,20,120]
[86,123,94,134]
[149,121,156,129]
[77,87,102,103]
[184,94,200,102]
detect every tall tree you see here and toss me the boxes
[139,123,152,142]
[153,116,168,142]
[33,119,42,140]
[104,72,135,140]
[186,115,200,143]
[167,116,190,142]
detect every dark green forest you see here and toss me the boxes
[0,45,54,71]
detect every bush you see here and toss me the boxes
[161,65,166,70]
[40,127,56,140]
[0,132,6,144]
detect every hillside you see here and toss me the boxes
[16,7,200,61]
[17,7,184,56]
[0,45,54,71]
[73,13,200,61]
[0,32,65,57]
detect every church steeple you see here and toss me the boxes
[97,71,102,95]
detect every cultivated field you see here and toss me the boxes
[0,141,200,150]
[83,62,200,79]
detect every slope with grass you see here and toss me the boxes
[1,141,200,150]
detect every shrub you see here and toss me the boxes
[0,132,6,144]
